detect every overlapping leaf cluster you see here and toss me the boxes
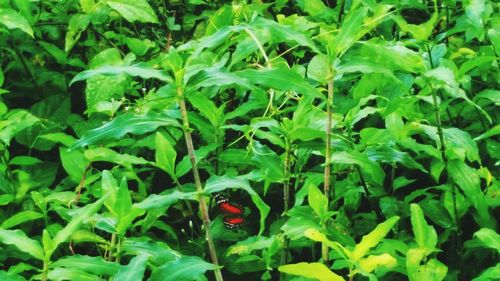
[0,1,498,281]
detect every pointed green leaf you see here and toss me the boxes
[278,262,345,281]
[0,229,44,260]
[351,216,400,261]
[410,204,438,251]
[71,112,180,149]
[149,256,220,281]
[155,132,177,177]
[105,0,158,23]
[0,9,34,37]
[113,254,149,281]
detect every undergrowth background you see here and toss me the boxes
[0,0,498,280]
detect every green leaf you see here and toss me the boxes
[0,271,26,281]
[65,14,90,52]
[472,228,500,253]
[392,0,438,41]
[71,63,171,85]
[50,255,120,276]
[135,190,197,210]
[366,145,427,172]
[105,0,158,23]
[116,177,133,220]
[331,151,384,185]
[358,253,397,273]
[351,216,400,261]
[307,53,332,84]
[235,68,322,98]
[0,229,44,260]
[149,256,220,281]
[51,195,108,254]
[278,262,345,281]
[359,41,425,73]
[204,175,271,236]
[47,268,101,281]
[84,147,151,168]
[155,132,177,178]
[472,264,500,281]
[474,125,500,141]
[410,203,438,252]
[0,210,43,229]
[308,183,328,219]
[0,110,39,146]
[0,8,34,37]
[113,253,149,281]
[9,156,42,166]
[71,112,180,149]
[448,160,494,228]
[60,149,89,182]
[330,8,368,56]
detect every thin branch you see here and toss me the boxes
[177,88,224,281]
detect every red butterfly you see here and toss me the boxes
[214,193,245,230]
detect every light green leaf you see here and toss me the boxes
[278,262,345,281]
[0,8,34,37]
[358,253,397,273]
[308,183,328,219]
[359,41,425,73]
[0,229,44,260]
[1,210,43,229]
[134,190,197,210]
[84,147,151,168]
[473,228,500,253]
[474,125,500,141]
[410,204,438,252]
[149,256,220,281]
[71,112,180,149]
[204,175,271,236]
[113,253,149,281]
[105,0,158,23]
[307,53,331,84]
[65,14,90,52]
[60,149,89,182]
[330,7,368,56]
[71,63,171,85]
[155,132,177,177]
[351,216,400,261]
[235,68,322,98]
[0,110,39,146]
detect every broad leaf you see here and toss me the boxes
[278,262,345,281]
[105,0,159,23]
[71,112,180,149]
[149,256,220,281]
[351,216,400,261]
[0,229,44,260]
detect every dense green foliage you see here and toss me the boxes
[0,0,499,280]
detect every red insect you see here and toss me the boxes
[214,193,245,230]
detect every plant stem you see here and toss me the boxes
[428,82,461,252]
[177,87,223,281]
[279,139,292,281]
[41,258,49,281]
[322,77,334,263]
